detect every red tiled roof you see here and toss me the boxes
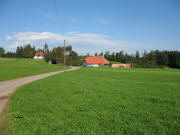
[84,56,109,64]
[35,52,44,56]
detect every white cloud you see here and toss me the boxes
[96,17,111,24]
[5,31,149,54]
[6,35,13,40]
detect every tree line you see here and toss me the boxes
[1,45,180,68]
[0,44,36,58]
[95,50,180,68]
[0,44,83,66]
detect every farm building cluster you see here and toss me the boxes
[83,56,131,68]
[33,52,131,68]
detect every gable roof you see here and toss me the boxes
[84,56,109,64]
[35,52,44,56]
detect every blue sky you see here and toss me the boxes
[0,0,180,54]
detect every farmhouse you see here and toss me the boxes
[83,56,109,67]
[34,52,44,59]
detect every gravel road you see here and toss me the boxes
[0,67,80,116]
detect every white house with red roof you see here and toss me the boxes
[34,52,44,59]
[83,56,109,67]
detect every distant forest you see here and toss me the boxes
[0,44,180,68]
[102,50,180,68]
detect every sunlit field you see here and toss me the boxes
[0,58,65,81]
[1,67,180,134]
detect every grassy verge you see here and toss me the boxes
[1,68,180,134]
[0,58,66,81]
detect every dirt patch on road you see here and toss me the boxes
[0,96,9,101]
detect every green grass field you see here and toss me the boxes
[1,68,180,135]
[0,58,65,81]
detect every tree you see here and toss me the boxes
[16,44,35,58]
[99,52,103,56]
[23,44,35,58]
[118,51,124,62]
[43,43,49,55]
[111,52,115,61]
[0,46,5,57]
[43,44,50,62]
[115,52,119,61]
[44,46,81,65]
[135,51,140,64]
[5,52,16,58]
[175,51,180,68]
[94,52,98,56]
[36,48,44,52]
[86,53,90,57]
[69,51,79,66]
[104,51,109,59]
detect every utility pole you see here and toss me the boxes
[64,40,66,72]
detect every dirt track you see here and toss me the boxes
[0,67,80,116]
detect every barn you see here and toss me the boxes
[34,52,44,59]
[83,56,109,67]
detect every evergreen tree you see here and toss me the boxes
[94,52,98,56]
[99,52,103,56]
[0,46,5,57]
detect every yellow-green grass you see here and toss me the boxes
[1,68,180,134]
[0,58,65,81]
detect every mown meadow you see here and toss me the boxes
[1,67,180,134]
[0,58,65,81]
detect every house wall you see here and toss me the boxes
[38,56,44,59]
[34,56,38,59]
[112,64,131,68]
[34,56,44,59]
[83,61,98,67]
[83,61,109,67]
[87,64,99,67]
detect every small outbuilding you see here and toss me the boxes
[111,64,132,68]
[34,52,44,59]
[83,56,109,67]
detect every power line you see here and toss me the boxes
[52,0,66,70]
[52,0,64,33]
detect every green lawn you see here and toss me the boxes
[1,68,180,135]
[0,58,65,81]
